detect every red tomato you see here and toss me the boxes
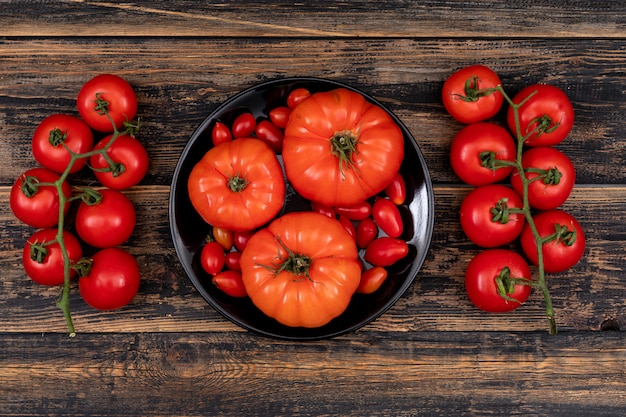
[385,172,407,205]
[311,201,335,218]
[334,201,372,221]
[269,106,291,128]
[233,230,254,252]
[255,119,284,153]
[357,266,388,294]
[465,249,532,313]
[10,168,72,228]
[232,112,256,138]
[90,134,149,190]
[338,215,356,240]
[188,138,286,231]
[200,240,226,276]
[449,122,516,186]
[442,65,504,124]
[22,229,83,286]
[372,197,403,238]
[31,114,94,174]
[459,185,525,248]
[78,247,140,310]
[283,88,404,207]
[240,212,361,328]
[507,84,574,146]
[75,188,136,248]
[286,88,311,109]
[510,147,576,211]
[364,237,409,267]
[224,251,242,271]
[77,74,137,133]
[212,270,247,297]
[356,217,378,249]
[211,121,232,146]
[520,210,585,273]
[213,227,234,251]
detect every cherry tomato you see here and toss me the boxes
[372,197,403,238]
[357,266,388,294]
[507,84,574,147]
[442,65,504,124]
[10,168,72,228]
[338,215,356,240]
[213,227,234,251]
[224,251,242,271]
[449,122,516,186]
[23,229,83,286]
[75,188,136,248]
[465,249,532,313]
[77,74,137,133]
[356,217,378,249]
[335,201,372,221]
[311,201,335,218]
[510,147,576,211]
[231,112,256,138]
[233,230,254,252]
[212,270,247,297]
[287,87,311,109]
[90,134,149,190]
[255,119,284,153]
[385,172,407,205]
[459,185,525,248]
[78,247,140,310]
[200,240,226,276]
[211,121,232,146]
[520,210,585,273]
[269,106,291,129]
[31,114,94,174]
[364,237,409,267]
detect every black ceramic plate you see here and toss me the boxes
[170,77,434,340]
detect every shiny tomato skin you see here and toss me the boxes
[200,241,226,276]
[311,201,335,218]
[240,212,361,328]
[283,88,404,207]
[232,112,256,138]
[507,84,574,147]
[338,215,356,240]
[213,227,234,251]
[32,114,94,174]
[520,210,585,273]
[364,237,409,267]
[510,147,576,211]
[23,229,83,286]
[10,168,72,228]
[78,248,140,310]
[233,230,254,252]
[465,249,532,313]
[255,119,284,153]
[356,217,378,249]
[75,189,136,248]
[211,121,232,146]
[188,138,286,232]
[212,270,247,297]
[460,185,525,248]
[384,172,407,205]
[450,122,516,186]
[77,74,137,133]
[442,65,504,124]
[372,197,403,238]
[224,251,242,271]
[334,201,372,221]
[269,106,291,129]
[90,134,149,190]
[357,266,388,294]
[286,88,311,109]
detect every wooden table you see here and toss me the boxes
[1,1,625,415]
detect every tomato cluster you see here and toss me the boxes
[189,87,412,328]
[444,65,585,328]
[10,74,148,333]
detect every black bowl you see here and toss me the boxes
[169,77,434,340]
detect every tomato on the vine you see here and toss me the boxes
[449,122,516,186]
[77,74,137,133]
[507,84,574,147]
[22,229,83,286]
[10,168,72,228]
[465,249,532,313]
[442,65,504,124]
[90,134,149,190]
[283,88,404,207]
[32,114,94,174]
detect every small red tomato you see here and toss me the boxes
[385,172,407,205]
[364,237,409,267]
[200,241,226,276]
[372,197,403,238]
[233,230,254,252]
[338,215,356,240]
[357,266,388,294]
[311,201,335,218]
[213,227,234,251]
[90,134,149,190]
[269,106,291,129]
[255,119,284,153]
[335,201,373,221]
[211,121,232,146]
[23,229,83,286]
[287,88,311,109]
[231,112,256,138]
[77,74,137,133]
[224,251,242,271]
[356,218,378,249]
[212,270,247,297]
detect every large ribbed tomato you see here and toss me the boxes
[188,138,286,231]
[282,88,404,207]
[239,212,361,328]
